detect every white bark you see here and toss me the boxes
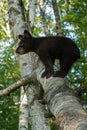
[19,87,28,130]
[27,84,51,130]
[35,59,87,130]
[29,0,37,29]
[8,0,27,38]
[18,53,37,130]
[8,0,30,130]
[21,53,51,130]
[8,0,51,130]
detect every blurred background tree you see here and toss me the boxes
[0,0,87,129]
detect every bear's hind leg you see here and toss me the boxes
[53,57,76,78]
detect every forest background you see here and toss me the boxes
[0,0,87,130]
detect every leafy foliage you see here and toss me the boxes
[0,41,20,129]
[0,1,20,129]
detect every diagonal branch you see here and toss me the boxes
[0,75,35,97]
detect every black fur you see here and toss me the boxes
[16,30,80,78]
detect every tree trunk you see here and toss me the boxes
[36,59,87,130]
[8,0,29,129]
[29,0,37,30]
[27,83,51,130]
[8,0,51,130]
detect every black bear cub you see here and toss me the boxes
[16,30,80,78]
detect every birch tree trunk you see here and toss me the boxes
[8,0,29,129]
[27,83,51,130]
[36,61,87,130]
[8,0,51,130]
[29,0,37,30]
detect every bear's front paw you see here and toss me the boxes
[53,71,66,78]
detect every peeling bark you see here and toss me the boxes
[36,61,87,130]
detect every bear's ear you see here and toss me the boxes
[18,35,23,40]
[24,30,32,38]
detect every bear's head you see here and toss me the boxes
[16,30,32,54]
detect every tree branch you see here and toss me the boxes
[0,75,35,97]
